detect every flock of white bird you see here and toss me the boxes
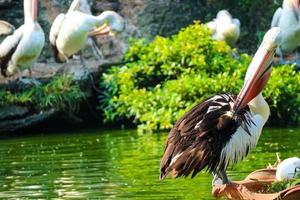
[207,0,300,64]
[0,0,124,83]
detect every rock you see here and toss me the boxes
[0,0,11,8]
[0,106,29,120]
[0,60,97,133]
[0,109,58,132]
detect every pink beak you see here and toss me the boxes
[31,0,38,21]
[233,28,281,113]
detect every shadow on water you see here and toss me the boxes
[0,128,299,199]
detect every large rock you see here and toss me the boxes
[0,60,96,133]
[0,0,11,8]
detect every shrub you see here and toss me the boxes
[0,75,87,112]
[99,22,300,131]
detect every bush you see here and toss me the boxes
[0,75,87,112]
[99,22,300,131]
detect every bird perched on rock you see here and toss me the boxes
[206,10,240,47]
[49,0,124,64]
[0,0,45,83]
[271,0,300,64]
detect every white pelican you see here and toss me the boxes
[207,10,240,47]
[160,28,281,185]
[0,20,15,36]
[276,157,300,181]
[49,0,124,63]
[0,0,45,80]
[271,0,300,63]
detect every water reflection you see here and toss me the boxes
[0,128,299,199]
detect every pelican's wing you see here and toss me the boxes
[232,18,240,27]
[206,21,217,34]
[271,7,282,28]
[0,26,23,76]
[49,13,65,63]
[0,20,15,36]
[232,18,241,41]
[67,0,81,14]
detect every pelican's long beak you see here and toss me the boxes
[32,0,38,21]
[88,24,111,37]
[291,0,300,19]
[233,28,281,113]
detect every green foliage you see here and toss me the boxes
[99,22,300,131]
[264,66,300,124]
[0,75,87,112]
[268,174,300,193]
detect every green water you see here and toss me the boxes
[0,128,299,199]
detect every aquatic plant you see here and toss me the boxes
[99,22,300,131]
[0,75,87,112]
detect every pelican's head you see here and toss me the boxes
[283,0,300,11]
[89,11,124,37]
[0,20,15,36]
[216,10,233,23]
[233,27,282,113]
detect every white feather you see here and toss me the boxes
[276,157,300,181]
[218,114,264,170]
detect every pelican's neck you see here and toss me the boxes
[67,0,81,14]
[24,0,38,25]
[248,93,270,124]
[283,0,298,9]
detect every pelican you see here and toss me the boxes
[271,0,300,63]
[207,10,240,47]
[0,0,45,81]
[49,0,124,63]
[0,20,15,36]
[276,157,300,181]
[160,28,281,185]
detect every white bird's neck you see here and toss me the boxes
[24,0,37,25]
[248,93,270,124]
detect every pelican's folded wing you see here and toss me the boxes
[49,13,65,63]
[0,26,23,76]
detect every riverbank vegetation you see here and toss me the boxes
[0,75,87,112]
[99,22,300,131]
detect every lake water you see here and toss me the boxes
[0,128,299,199]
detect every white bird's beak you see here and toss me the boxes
[88,24,111,37]
[31,0,38,21]
[233,28,281,113]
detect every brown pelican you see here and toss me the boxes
[0,20,15,36]
[276,157,300,181]
[160,28,281,185]
[271,0,300,63]
[207,10,240,47]
[49,0,124,63]
[0,0,45,81]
